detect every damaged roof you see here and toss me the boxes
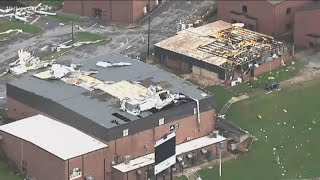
[155,20,284,68]
[8,53,208,129]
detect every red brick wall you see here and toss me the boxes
[0,132,68,180]
[7,96,216,180]
[159,56,191,73]
[274,1,311,35]
[253,55,293,77]
[217,1,275,35]
[294,8,320,48]
[217,0,311,36]
[104,109,215,178]
[83,149,107,180]
[132,0,157,22]
[7,98,41,121]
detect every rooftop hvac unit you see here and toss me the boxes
[124,155,131,165]
[85,175,95,180]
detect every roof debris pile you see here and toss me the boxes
[33,64,100,91]
[120,85,188,115]
[7,49,54,75]
[0,3,56,22]
[33,63,191,116]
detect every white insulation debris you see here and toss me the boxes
[8,49,53,75]
[96,61,132,68]
[0,3,56,23]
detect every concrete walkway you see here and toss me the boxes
[175,152,239,179]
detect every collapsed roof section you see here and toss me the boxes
[155,20,289,70]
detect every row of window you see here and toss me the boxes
[241,5,291,14]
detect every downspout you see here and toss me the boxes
[191,98,201,125]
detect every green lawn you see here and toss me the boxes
[205,85,233,112]
[175,175,188,180]
[74,32,111,44]
[198,80,320,180]
[0,160,21,180]
[230,59,305,95]
[0,20,42,40]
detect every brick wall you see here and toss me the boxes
[253,55,293,77]
[7,97,216,180]
[0,132,68,180]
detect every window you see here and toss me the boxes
[242,5,247,13]
[231,19,237,23]
[158,118,164,125]
[286,8,291,14]
[123,129,129,137]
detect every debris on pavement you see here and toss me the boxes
[96,61,132,68]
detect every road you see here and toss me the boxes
[0,0,216,66]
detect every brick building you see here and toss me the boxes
[4,53,226,180]
[0,115,107,180]
[217,0,311,36]
[62,0,161,23]
[294,2,320,48]
[154,20,293,84]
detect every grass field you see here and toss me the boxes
[0,160,20,180]
[74,32,111,44]
[0,20,42,40]
[197,80,320,180]
[205,85,233,112]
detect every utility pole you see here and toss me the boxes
[147,16,151,57]
[71,21,74,43]
[170,166,173,180]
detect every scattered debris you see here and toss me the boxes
[7,49,53,75]
[0,29,23,35]
[96,61,132,68]
[0,3,56,23]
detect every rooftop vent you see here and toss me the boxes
[112,113,131,123]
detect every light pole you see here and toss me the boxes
[71,21,74,43]
[218,141,225,178]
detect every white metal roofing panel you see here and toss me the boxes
[113,134,226,173]
[0,114,107,160]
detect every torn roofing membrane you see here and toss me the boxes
[9,53,208,128]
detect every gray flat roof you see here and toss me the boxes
[8,53,208,129]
